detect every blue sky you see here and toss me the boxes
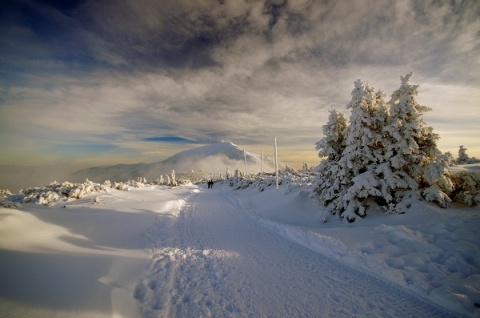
[1,0,479,168]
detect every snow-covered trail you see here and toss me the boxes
[135,185,451,317]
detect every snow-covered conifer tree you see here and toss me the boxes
[170,170,177,186]
[338,80,391,221]
[234,168,243,178]
[312,108,348,218]
[226,166,231,179]
[159,175,164,185]
[457,145,470,164]
[384,73,452,208]
[315,108,347,162]
[313,73,453,221]
[302,162,309,172]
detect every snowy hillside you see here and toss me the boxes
[72,141,276,184]
[163,140,266,164]
[161,140,276,173]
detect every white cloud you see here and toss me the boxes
[1,0,479,167]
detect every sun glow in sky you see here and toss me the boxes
[1,0,479,169]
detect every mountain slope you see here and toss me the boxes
[73,141,277,182]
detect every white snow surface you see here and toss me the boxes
[1,180,479,317]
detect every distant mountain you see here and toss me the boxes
[72,141,278,183]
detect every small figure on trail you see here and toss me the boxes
[207,180,213,189]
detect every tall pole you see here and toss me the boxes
[261,150,264,174]
[274,137,279,190]
[244,149,248,177]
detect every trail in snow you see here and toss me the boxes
[135,185,453,317]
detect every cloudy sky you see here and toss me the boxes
[1,0,479,169]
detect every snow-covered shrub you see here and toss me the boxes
[229,171,315,194]
[0,189,16,208]
[0,199,19,208]
[0,189,12,196]
[175,178,192,186]
[114,182,129,191]
[20,180,109,205]
[23,190,59,205]
[450,171,480,206]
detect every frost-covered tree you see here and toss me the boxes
[284,163,296,173]
[315,108,347,161]
[384,73,452,208]
[338,80,391,221]
[301,162,310,172]
[313,73,453,222]
[314,80,391,222]
[313,108,348,219]
[457,145,470,164]
[226,166,232,179]
[234,168,243,178]
[170,170,177,186]
[158,175,164,185]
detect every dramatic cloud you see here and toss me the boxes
[1,0,479,169]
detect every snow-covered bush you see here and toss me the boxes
[0,198,19,208]
[229,171,315,194]
[175,178,192,186]
[0,189,12,196]
[450,171,480,206]
[20,180,109,205]
[114,182,130,191]
[0,189,16,208]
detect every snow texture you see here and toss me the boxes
[1,172,478,317]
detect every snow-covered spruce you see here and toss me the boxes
[456,145,480,164]
[313,73,453,222]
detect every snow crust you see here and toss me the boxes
[234,183,480,316]
[0,176,478,317]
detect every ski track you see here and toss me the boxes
[134,185,456,318]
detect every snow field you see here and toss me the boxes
[0,185,194,318]
[131,184,454,317]
[230,181,480,316]
[1,180,478,316]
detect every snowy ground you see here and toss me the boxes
[0,180,479,317]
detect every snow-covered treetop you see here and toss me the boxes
[315,108,347,161]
